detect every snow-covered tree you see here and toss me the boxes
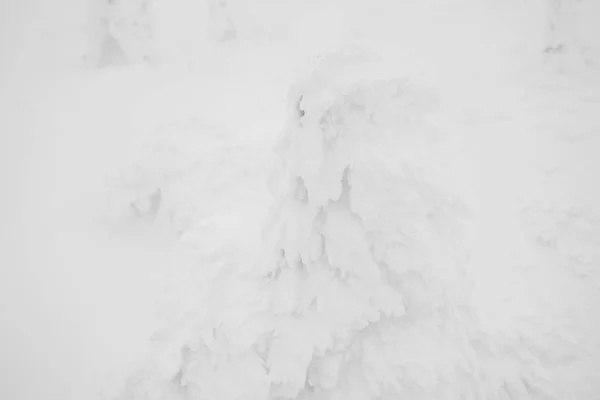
[102,0,247,66]
[117,52,403,398]
[113,50,577,400]
[246,51,476,399]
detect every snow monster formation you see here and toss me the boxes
[247,54,477,399]
[114,53,564,400]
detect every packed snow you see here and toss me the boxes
[1,1,600,399]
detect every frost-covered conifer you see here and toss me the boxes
[103,0,242,66]
[114,51,569,400]
[252,51,479,400]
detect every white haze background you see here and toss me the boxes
[1,0,600,399]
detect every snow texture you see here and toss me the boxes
[2,1,600,400]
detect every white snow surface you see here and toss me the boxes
[1,0,600,399]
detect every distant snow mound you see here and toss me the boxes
[104,117,270,243]
[105,119,223,228]
[106,0,159,63]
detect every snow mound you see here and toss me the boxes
[106,117,271,239]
